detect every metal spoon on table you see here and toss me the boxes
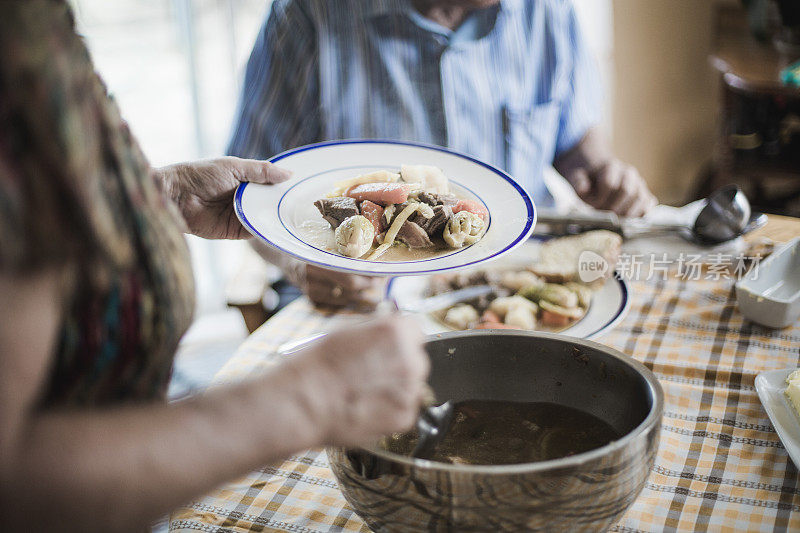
[536,184,768,244]
[691,185,765,244]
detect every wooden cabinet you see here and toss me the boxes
[701,4,800,216]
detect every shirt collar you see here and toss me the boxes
[366,0,522,20]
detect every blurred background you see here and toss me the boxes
[67,0,800,392]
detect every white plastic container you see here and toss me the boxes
[736,237,800,329]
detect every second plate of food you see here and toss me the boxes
[755,368,800,468]
[235,140,535,275]
[388,232,630,339]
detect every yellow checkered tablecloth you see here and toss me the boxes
[170,274,800,532]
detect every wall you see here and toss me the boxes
[574,0,614,138]
[71,0,270,316]
[611,0,736,205]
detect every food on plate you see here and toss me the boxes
[785,370,800,417]
[345,182,412,205]
[432,269,591,332]
[314,197,360,229]
[500,270,543,291]
[443,304,480,330]
[443,211,485,248]
[314,165,489,260]
[380,400,621,465]
[539,300,585,328]
[399,164,449,194]
[359,200,384,239]
[328,170,400,196]
[452,199,490,219]
[488,296,539,329]
[532,230,622,284]
[429,232,621,332]
[335,215,375,258]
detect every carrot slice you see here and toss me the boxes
[540,309,572,328]
[345,183,411,205]
[453,199,489,220]
[481,310,502,324]
[359,200,384,240]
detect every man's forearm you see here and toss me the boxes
[3,363,322,532]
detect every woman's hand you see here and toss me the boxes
[157,157,291,239]
[287,315,430,448]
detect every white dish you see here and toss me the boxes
[387,238,629,339]
[755,368,800,468]
[736,237,800,329]
[235,140,535,276]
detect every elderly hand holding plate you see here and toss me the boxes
[157,156,293,239]
[157,156,382,308]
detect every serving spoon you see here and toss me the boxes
[537,185,767,244]
[410,400,455,460]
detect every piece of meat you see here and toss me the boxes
[410,204,452,238]
[449,271,490,290]
[453,199,489,220]
[396,221,434,249]
[416,191,459,207]
[314,197,360,229]
[359,200,384,241]
[345,183,411,205]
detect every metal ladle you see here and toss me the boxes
[410,400,455,460]
[536,185,768,244]
[691,185,761,244]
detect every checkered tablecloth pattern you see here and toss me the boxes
[170,275,800,532]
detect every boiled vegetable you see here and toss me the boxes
[335,215,375,258]
[346,183,413,205]
[443,211,485,248]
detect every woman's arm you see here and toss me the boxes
[0,271,428,532]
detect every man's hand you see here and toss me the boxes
[564,159,657,218]
[287,261,386,310]
[157,157,292,239]
[554,128,657,218]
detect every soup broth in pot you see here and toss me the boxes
[381,400,621,465]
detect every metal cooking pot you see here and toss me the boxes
[327,330,663,532]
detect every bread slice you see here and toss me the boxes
[531,230,622,284]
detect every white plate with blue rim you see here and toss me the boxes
[234,139,536,276]
[755,368,800,468]
[387,237,630,339]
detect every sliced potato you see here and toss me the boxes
[444,304,479,330]
[489,295,538,319]
[564,282,594,309]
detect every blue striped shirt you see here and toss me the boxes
[228,0,602,206]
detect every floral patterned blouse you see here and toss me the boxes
[0,1,195,406]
